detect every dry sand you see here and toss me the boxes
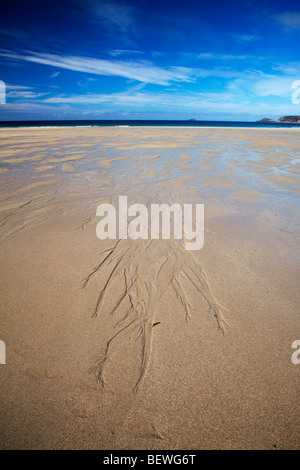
[0,126,299,450]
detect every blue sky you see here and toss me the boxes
[0,0,300,121]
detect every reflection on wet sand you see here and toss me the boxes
[0,126,299,450]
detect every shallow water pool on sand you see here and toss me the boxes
[0,126,299,450]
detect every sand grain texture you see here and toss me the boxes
[0,126,299,450]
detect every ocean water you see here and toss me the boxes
[0,119,300,129]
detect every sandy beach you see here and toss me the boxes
[0,126,299,450]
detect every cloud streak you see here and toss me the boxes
[6,90,48,99]
[5,88,298,121]
[41,86,296,115]
[0,49,271,87]
[274,12,300,31]
[0,50,200,86]
[50,71,60,78]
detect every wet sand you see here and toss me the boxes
[0,126,299,449]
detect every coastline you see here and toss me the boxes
[1,125,300,132]
[1,119,300,131]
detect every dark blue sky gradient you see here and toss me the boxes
[1,0,300,120]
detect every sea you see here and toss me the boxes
[0,119,300,129]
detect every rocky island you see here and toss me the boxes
[257,116,300,123]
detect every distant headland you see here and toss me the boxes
[257,116,300,123]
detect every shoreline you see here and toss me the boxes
[1,124,300,131]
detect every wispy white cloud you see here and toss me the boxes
[272,62,300,76]
[2,49,255,84]
[0,102,73,115]
[0,49,281,90]
[252,77,295,97]
[228,73,299,99]
[77,77,98,87]
[37,87,300,120]
[0,28,29,40]
[5,84,34,90]
[6,90,48,99]
[107,49,143,57]
[231,33,260,43]
[50,71,60,78]
[2,49,299,120]
[72,0,138,46]
[93,1,135,34]
[196,52,252,61]
[43,91,156,105]
[3,86,300,121]
[0,50,200,86]
[274,12,300,31]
